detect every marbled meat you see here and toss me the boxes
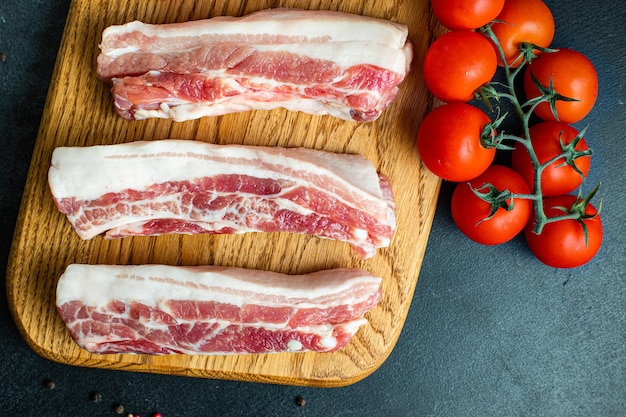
[56,264,382,355]
[48,140,396,259]
[97,8,413,122]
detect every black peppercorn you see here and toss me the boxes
[90,391,102,403]
[114,404,125,414]
[295,396,306,407]
[44,380,56,390]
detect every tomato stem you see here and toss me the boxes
[478,24,550,233]
[478,24,602,236]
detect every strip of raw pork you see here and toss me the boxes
[48,140,396,259]
[97,8,413,122]
[56,264,382,355]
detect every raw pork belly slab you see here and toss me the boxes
[97,8,413,122]
[48,140,396,259]
[56,264,382,355]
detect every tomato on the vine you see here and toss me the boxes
[490,0,555,67]
[431,0,504,30]
[417,103,496,182]
[511,122,591,196]
[524,48,599,124]
[423,30,497,102]
[524,195,602,268]
[451,165,532,245]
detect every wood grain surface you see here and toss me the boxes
[7,0,441,387]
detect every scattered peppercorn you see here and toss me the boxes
[295,396,306,407]
[114,404,125,414]
[44,380,56,390]
[90,391,102,403]
[0,52,6,62]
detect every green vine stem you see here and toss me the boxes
[476,23,600,235]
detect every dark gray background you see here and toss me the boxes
[1,1,624,416]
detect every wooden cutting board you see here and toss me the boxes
[7,0,442,387]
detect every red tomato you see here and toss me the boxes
[432,0,505,30]
[417,103,496,181]
[490,0,555,67]
[423,30,497,102]
[524,195,602,268]
[524,48,599,123]
[511,122,591,196]
[451,165,533,245]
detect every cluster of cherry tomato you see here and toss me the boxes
[417,0,602,268]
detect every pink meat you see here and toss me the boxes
[96,8,413,122]
[56,264,382,355]
[48,140,396,259]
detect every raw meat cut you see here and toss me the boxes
[56,264,382,355]
[96,8,413,122]
[48,140,396,259]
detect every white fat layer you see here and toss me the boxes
[353,228,368,241]
[101,9,409,52]
[56,264,381,310]
[48,140,384,206]
[287,340,304,351]
[106,45,140,58]
[319,336,338,349]
[133,96,360,122]
[106,40,410,76]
